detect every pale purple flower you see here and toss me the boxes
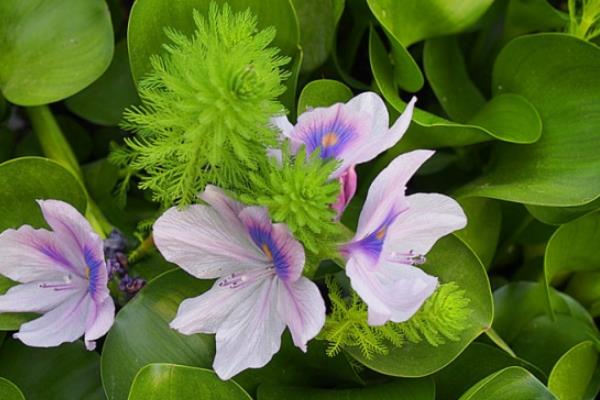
[272,92,416,215]
[340,150,466,326]
[153,185,326,380]
[0,200,115,350]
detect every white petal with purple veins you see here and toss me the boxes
[213,277,285,380]
[0,280,85,313]
[385,193,467,257]
[170,279,261,335]
[276,277,326,351]
[153,205,267,279]
[355,150,434,239]
[14,292,91,348]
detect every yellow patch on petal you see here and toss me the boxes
[321,132,338,148]
[262,243,273,261]
[375,227,386,240]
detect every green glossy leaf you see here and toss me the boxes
[527,198,600,225]
[291,0,340,73]
[0,0,114,105]
[368,28,542,153]
[368,0,494,47]
[458,34,600,207]
[297,79,353,115]
[548,341,599,400]
[458,366,556,400]
[0,378,25,400]
[424,37,485,122]
[504,0,567,41]
[127,0,300,111]
[386,29,424,93]
[512,315,599,375]
[101,269,215,400]
[258,377,434,400]
[128,364,251,400]
[493,282,595,345]
[566,271,600,312]
[101,268,359,400]
[0,157,87,231]
[0,340,104,400]
[66,41,139,126]
[344,235,493,377]
[544,212,600,315]
[455,198,502,269]
[433,343,545,400]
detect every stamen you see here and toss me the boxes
[387,250,426,266]
[217,268,275,289]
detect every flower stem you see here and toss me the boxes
[128,234,155,264]
[26,105,112,237]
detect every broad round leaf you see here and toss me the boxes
[291,0,340,73]
[66,41,139,126]
[344,235,493,377]
[433,343,545,400]
[0,0,114,105]
[368,28,542,153]
[458,34,600,207]
[544,211,600,316]
[458,366,556,400]
[548,341,599,400]
[258,377,434,400]
[527,199,600,225]
[0,157,87,231]
[0,340,104,400]
[0,378,25,400]
[424,37,486,122]
[101,269,215,400]
[297,79,353,115]
[368,0,494,47]
[128,364,251,400]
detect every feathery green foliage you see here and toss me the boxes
[321,277,472,359]
[241,144,342,256]
[568,0,600,40]
[111,3,290,207]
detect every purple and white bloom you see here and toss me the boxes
[153,185,326,380]
[340,150,466,326]
[272,92,416,216]
[0,200,114,350]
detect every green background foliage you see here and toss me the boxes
[0,0,599,399]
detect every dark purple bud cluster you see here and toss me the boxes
[103,229,145,298]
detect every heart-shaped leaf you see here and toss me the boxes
[458,34,600,207]
[297,79,353,115]
[0,0,114,105]
[544,212,600,315]
[0,378,25,400]
[128,364,252,400]
[458,366,556,400]
[548,341,600,400]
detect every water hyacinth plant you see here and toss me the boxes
[0,0,599,399]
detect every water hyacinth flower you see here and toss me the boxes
[340,150,467,326]
[272,92,416,215]
[0,200,114,350]
[153,185,326,380]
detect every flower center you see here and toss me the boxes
[321,132,339,148]
[261,242,273,261]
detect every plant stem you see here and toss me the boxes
[26,105,112,237]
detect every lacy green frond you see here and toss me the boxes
[321,277,472,359]
[240,144,342,256]
[568,0,600,40]
[111,3,290,207]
